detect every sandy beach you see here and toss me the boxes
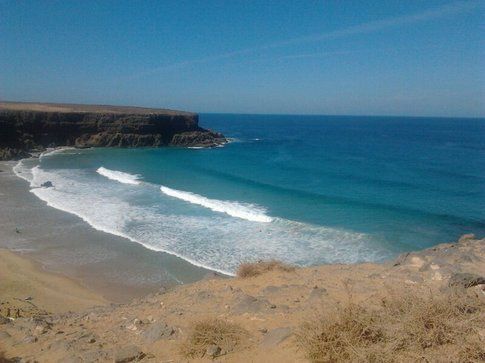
[0,249,107,317]
[0,161,210,303]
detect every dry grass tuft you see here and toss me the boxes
[180,318,250,358]
[236,260,296,278]
[296,289,485,362]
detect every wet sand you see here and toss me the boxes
[0,161,210,303]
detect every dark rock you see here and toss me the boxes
[205,344,222,358]
[0,102,226,160]
[449,273,485,288]
[170,130,226,148]
[141,321,175,343]
[40,181,53,188]
[260,327,292,347]
[114,345,145,363]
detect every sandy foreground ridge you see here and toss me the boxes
[0,165,484,362]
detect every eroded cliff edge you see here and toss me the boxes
[0,102,226,160]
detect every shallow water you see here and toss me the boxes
[14,114,485,274]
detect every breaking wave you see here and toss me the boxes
[97,167,142,185]
[160,185,273,222]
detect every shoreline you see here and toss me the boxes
[0,161,212,303]
[14,151,235,277]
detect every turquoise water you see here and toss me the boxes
[15,114,485,274]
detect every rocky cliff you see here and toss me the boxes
[0,102,226,160]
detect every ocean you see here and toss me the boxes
[13,114,485,275]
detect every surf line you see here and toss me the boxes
[160,185,273,223]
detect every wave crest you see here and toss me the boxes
[97,167,141,185]
[160,185,273,223]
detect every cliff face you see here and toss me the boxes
[0,102,226,160]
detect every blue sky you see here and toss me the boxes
[1,0,483,116]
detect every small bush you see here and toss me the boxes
[296,289,485,362]
[236,260,296,278]
[180,318,249,358]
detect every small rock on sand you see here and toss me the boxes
[141,321,175,343]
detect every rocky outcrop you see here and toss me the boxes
[0,102,226,160]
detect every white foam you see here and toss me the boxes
[14,160,391,275]
[13,159,35,183]
[97,167,141,185]
[160,185,273,223]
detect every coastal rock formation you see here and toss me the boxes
[0,102,226,160]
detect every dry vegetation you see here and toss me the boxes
[180,318,250,358]
[236,260,296,278]
[296,289,485,362]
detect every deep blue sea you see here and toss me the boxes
[14,114,485,274]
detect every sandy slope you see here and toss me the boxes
[0,236,483,362]
[0,249,107,317]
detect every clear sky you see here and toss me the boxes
[1,0,483,117]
